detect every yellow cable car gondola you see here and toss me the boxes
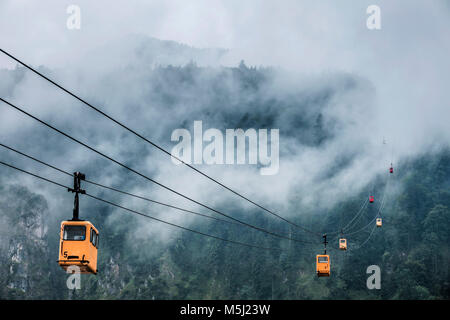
[376,217,382,227]
[339,238,347,250]
[316,255,330,277]
[57,172,99,275]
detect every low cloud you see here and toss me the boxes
[0,0,449,248]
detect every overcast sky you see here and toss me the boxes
[1,0,449,143]
[1,1,449,69]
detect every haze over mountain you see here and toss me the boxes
[0,0,449,299]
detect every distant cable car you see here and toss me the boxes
[57,172,99,275]
[317,234,330,277]
[316,255,330,277]
[369,195,374,203]
[339,238,347,250]
[376,218,382,227]
[389,164,394,174]
[58,220,99,274]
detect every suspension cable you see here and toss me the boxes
[0,142,241,226]
[0,142,312,238]
[0,159,286,251]
[0,97,320,244]
[342,197,369,232]
[0,48,321,236]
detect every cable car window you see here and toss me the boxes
[63,225,86,241]
[318,256,328,263]
[92,230,97,247]
[340,239,346,243]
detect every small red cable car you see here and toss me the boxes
[369,195,374,203]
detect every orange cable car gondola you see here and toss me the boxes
[57,172,99,275]
[339,238,347,250]
[316,234,330,277]
[58,220,99,274]
[316,255,330,277]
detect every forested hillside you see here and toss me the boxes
[0,61,448,300]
